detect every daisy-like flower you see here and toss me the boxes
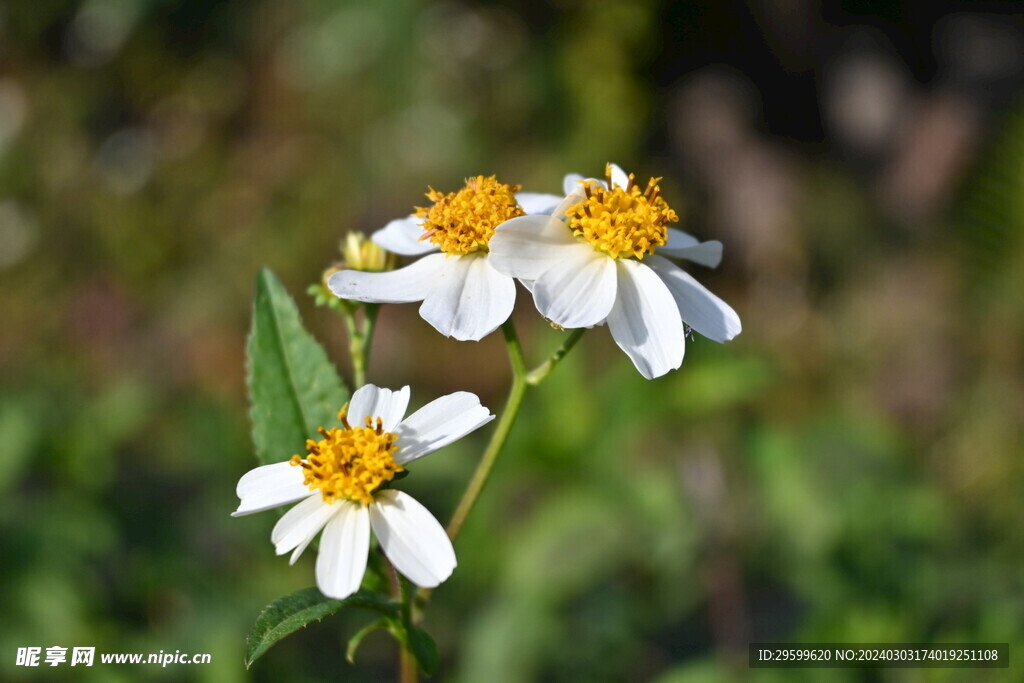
[328,176,563,342]
[233,384,494,599]
[489,163,741,379]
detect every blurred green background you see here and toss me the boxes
[2,1,1023,681]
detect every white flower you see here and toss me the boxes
[328,176,563,342]
[489,163,741,379]
[233,384,494,599]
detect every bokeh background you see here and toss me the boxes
[2,1,1023,681]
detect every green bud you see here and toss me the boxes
[341,232,396,273]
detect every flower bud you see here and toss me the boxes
[321,262,343,289]
[341,232,395,273]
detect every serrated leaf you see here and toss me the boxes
[405,624,440,676]
[246,587,399,667]
[247,268,349,465]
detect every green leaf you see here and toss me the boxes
[346,617,390,664]
[247,268,349,465]
[245,587,399,667]
[405,624,440,676]
[307,282,352,313]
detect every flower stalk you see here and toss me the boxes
[342,304,379,388]
[413,320,584,623]
[444,320,528,543]
[388,562,419,683]
[525,328,585,385]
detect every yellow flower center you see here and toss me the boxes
[564,168,678,260]
[290,406,403,505]
[414,175,525,255]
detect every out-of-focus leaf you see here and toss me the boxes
[671,355,773,416]
[65,379,153,490]
[458,597,553,683]
[957,103,1024,299]
[506,489,629,598]
[247,268,348,465]
[0,399,39,490]
[245,587,398,667]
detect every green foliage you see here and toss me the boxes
[4,2,1024,681]
[403,623,440,676]
[247,268,349,465]
[346,618,389,664]
[246,584,440,676]
[246,588,399,667]
[308,283,351,314]
[957,102,1024,298]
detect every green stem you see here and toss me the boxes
[525,328,585,385]
[444,320,527,542]
[397,577,418,683]
[356,304,379,387]
[343,304,379,388]
[399,649,419,683]
[412,323,584,622]
[385,555,419,683]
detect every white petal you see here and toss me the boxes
[233,461,311,517]
[489,214,578,281]
[664,228,700,250]
[394,391,494,464]
[271,494,338,556]
[607,162,630,189]
[658,230,723,268]
[515,192,563,216]
[289,532,315,565]
[372,216,438,256]
[418,253,515,341]
[532,245,617,328]
[328,253,446,304]
[370,490,456,588]
[348,384,410,432]
[606,260,686,379]
[552,186,589,218]
[645,254,741,342]
[668,241,723,268]
[563,173,585,195]
[315,502,370,599]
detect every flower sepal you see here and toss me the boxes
[307,281,353,314]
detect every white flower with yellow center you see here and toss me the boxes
[328,176,562,342]
[489,163,741,379]
[233,384,494,599]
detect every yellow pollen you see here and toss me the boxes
[290,406,403,505]
[564,167,678,260]
[414,175,525,255]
